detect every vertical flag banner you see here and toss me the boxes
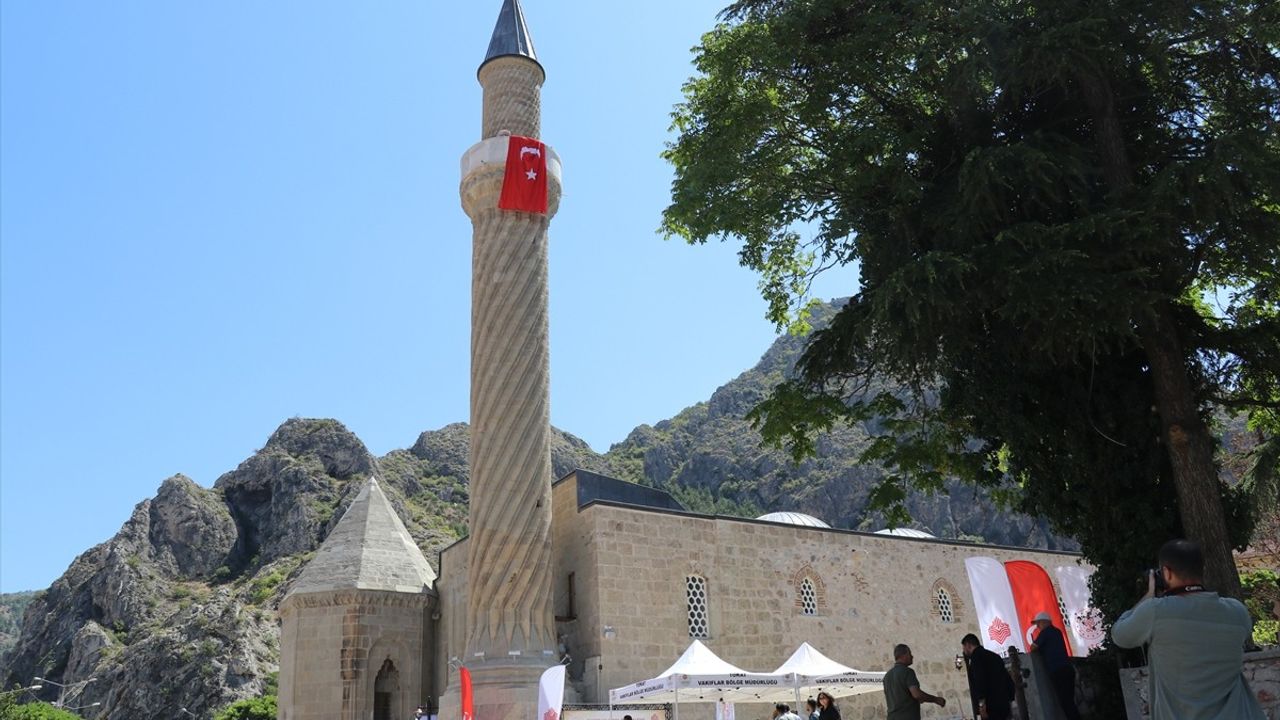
[1005,560,1073,656]
[459,666,474,720]
[537,664,566,720]
[498,135,548,214]
[1056,565,1105,652]
[716,700,736,720]
[965,556,1025,653]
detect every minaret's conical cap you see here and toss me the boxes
[479,0,542,75]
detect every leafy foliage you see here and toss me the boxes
[0,592,38,657]
[1242,568,1280,646]
[213,695,276,720]
[664,0,1279,617]
[0,699,83,720]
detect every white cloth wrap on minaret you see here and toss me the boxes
[458,48,562,710]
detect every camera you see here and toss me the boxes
[1147,567,1168,595]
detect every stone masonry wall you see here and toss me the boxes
[281,591,428,720]
[1121,648,1280,719]
[582,503,1086,720]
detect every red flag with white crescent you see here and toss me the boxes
[460,666,474,720]
[498,135,548,214]
[1005,560,1073,656]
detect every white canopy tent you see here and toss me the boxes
[608,640,792,715]
[608,641,883,717]
[764,643,884,704]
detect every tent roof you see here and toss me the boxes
[659,640,749,677]
[609,641,886,706]
[770,642,854,678]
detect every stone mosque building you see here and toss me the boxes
[275,3,1089,720]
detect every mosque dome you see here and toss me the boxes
[873,527,936,539]
[755,511,831,528]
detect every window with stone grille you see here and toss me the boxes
[936,587,955,623]
[1058,596,1069,625]
[799,578,818,615]
[686,575,709,638]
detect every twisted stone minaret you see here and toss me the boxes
[458,1,561,718]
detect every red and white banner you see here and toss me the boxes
[1055,565,1105,652]
[1005,560,1073,656]
[964,556,1025,654]
[459,666,474,720]
[537,664,566,720]
[498,134,548,214]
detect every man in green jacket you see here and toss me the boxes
[1112,539,1264,720]
[882,644,946,720]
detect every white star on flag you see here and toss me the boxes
[526,168,538,181]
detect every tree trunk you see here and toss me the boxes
[1076,70,1242,598]
[1139,305,1243,598]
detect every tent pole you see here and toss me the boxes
[674,687,680,720]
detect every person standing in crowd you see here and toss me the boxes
[1027,611,1079,720]
[961,634,1014,720]
[805,698,819,720]
[1113,539,1265,719]
[773,703,801,720]
[882,644,946,720]
[815,691,840,720]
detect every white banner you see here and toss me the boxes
[1055,565,1105,652]
[964,556,1025,653]
[715,701,734,720]
[539,665,567,720]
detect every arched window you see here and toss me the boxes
[936,587,955,623]
[799,578,818,616]
[930,578,965,623]
[791,564,828,615]
[686,575,709,638]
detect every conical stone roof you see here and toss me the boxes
[480,0,540,73]
[287,477,436,596]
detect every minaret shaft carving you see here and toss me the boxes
[461,3,558,692]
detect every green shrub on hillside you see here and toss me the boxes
[213,695,276,720]
[0,699,84,720]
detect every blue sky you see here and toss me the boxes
[0,1,857,593]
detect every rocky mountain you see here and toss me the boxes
[0,308,1069,719]
[0,592,37,658]
[600,304,1070,549]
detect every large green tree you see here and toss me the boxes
[663,0,1278,611]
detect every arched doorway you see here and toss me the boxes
[374,658,400,720]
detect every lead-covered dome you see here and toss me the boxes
[756,511,831,528]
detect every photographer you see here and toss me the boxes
[1112,539,1264,720]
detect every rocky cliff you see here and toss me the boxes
[601,304,1070,548]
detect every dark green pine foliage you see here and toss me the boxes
[663,0,1279,620]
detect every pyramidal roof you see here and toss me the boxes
[287,477,436,596]
[480,0,540,73]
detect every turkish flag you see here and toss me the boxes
[498,135,548,214]
[460,666,474,720]
[1005,560,1073,656]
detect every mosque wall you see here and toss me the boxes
[436,475,1088,720]
[577,501,1086,720]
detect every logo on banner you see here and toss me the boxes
[988,617,1012,644]
[544,710,559,720]
[1076,610,1105,643]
